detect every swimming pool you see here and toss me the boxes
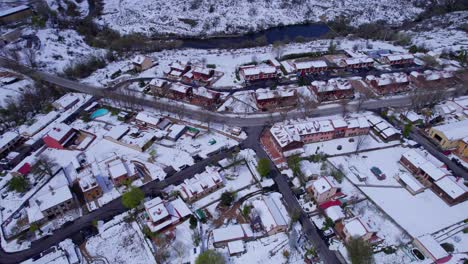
[90,108,109,119]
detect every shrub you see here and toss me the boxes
[8,176,28,193]
[121,187,144,209]
[195,250,225,264]
[220,191,235,207]
[441,243,454,253]
[189,215,198,229]
[346,237,373,264]
[256,158,271,177]
[63,55,106,79]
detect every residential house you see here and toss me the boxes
[52,94,79,112]
[79,174,102,202]
[212,224,254,248]
[293,60,328,75]
[366,116,400,142]
[338,57,374,69]
[144,197,191,233]
[414,235,452,263]
[190,87,221,107]
[380,53,414,65]
[250,194,289,236]
[164,61,190,80]
[135,112,161,129]
[432,176,468,206]
[176,167,224,202]
[34,185,75,218]
[0,5,32,24]
[365,72,410,95]
[132,55,154,72]
[254,88,297,110]
[22,111,60,137]
[428,120,468,150]
[43,123,76,149]
[342,218,376,243]
[182,66,215,86]
[148,78,168,95]
[106,158,136,187]
[166,124,187,141]
[309,78,354,102]
[239,65,277,82]
[0,131,20,157]
[307,176,340,203]
[324,205,345,223]
[395,173,425,195]
[168,83,193,101]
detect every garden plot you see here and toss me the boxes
[175,132,239,158]
[350,200,411,246]
[302,134,400,157]
[86,220,156,264]
[147,144,194,170]
[328,146,410,186]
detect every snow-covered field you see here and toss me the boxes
[96,0,424,36]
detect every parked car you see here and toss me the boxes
[370,166,386,180]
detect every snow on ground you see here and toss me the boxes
[46,0,89,18]
[148,143,194,170]
[302,133,400,157]
[167,220,195,264]
[218,91,258,113]
[228,232,303,264]
[0,79,32,108]
[86,220,156,264]
[329,146,410,187]
[407,11,468,53]
[350,200,411,246]
[96,0,423,36]
[360,187,468,238]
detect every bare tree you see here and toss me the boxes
[32,154,58,180]
[355,134,369,154]
[356,92,368,113]
[340,100,349,117]
[23,48,37,68]
[272,41,285,59]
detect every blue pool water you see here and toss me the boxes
[90,108,109,119]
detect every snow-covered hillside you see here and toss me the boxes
[407,11,468,53]
[95,0,424,36]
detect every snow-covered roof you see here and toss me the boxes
[255,88,295,100]
[419,162,447,181]
[167,124,186,140]
[149,78,166,87]
[227,241,244,255]
[135,111,160,126]
[416,234,449,260]
[397,173,424,193]
[344,218,368,238]
[53,93,78,110]
[132,55,151,65]
[79,174,99,192]
[177,166,223,200]
[36,185,73,212]
[312,176,339,194]
[0,5,29,17]
[325,205,345,222]
[341,57,374,66]
[170,83,191,93]
[106,125,130,140]
[23,111,60,137]
[294,60,327,70]
[0,131,19,151]
[366,72,408,86]
[46,123,73,142]
[383,53,414,62]
[108,159,129,179]
[192,86,217,99]
[432,119,468,141]
[241,65,276,76]
[251,194,288,233]
[269,124,301,148]
[169,61,188,71]
[311,78,352,92]
[434,176,466,200]
[410,70,454,81]
[169,198,191,218]
[213,224,247,243]
[192,66,211,75]
[269,59,281,67]
[145,197,169,223]
[331,118,347,128]
[402,149,428,167]
[454,96,468,110]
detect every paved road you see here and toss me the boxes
[0,149,232,264]
[242,127,342,264]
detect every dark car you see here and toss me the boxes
[370,166,386,180]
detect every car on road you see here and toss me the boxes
[370,166,386,180]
